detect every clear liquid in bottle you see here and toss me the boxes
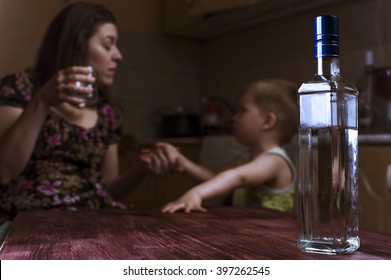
[297,15,360,255]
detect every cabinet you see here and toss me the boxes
[163,0,343,38]
[358,144,391,233]
[164,0,202,34]
[164,0,269,38]
[165,0,259,30]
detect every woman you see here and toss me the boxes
[0,2,145,221]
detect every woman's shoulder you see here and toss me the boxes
[0,70,34,108]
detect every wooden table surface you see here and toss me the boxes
[0,207,390,260]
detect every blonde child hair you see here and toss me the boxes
[245,79,298,145]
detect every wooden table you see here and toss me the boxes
[0,207,390,260]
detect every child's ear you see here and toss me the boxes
[261,112,277,131]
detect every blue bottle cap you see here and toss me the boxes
[314,15,339,58]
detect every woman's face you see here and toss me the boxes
[233,93,265,146]
[84,22,123,87]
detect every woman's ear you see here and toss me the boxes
[261,112,277,131]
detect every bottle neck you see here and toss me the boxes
[316,57,340,76]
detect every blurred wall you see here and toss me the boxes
[0,0,63,76]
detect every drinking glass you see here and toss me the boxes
[72,66,98,108]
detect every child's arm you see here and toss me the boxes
[162,153,288,213]
[140,142,215,183]
[179,155,215,183]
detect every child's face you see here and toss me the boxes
[233,93,265,146]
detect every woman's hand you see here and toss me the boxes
[37,66,95,108]
[161,189,206,214]
[139,142,185,175]
[139,150,168,175]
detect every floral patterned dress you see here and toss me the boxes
[0,71,125,220]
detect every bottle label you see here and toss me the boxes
[300,92,357,128]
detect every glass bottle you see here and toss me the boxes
[357,50,374,133]
[297,15,360,255]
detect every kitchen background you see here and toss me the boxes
[1,0,391,232]
[1,0,391,141]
